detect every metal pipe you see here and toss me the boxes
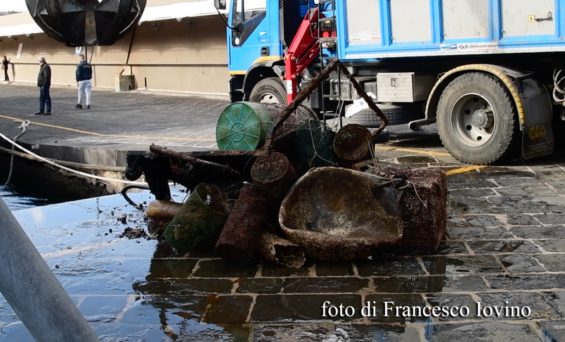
[0,198,98,342]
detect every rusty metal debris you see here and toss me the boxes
[250,151,297,200]
[215,183,273,264]
[257,232,306,269]
[127,59,448,265]
[279,167,404,261]
[163,184,230,254]
[333,124,373,163]
[377,168,448,252]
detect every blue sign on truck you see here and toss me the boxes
[218,0,564,164]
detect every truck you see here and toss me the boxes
[214,0,565,164]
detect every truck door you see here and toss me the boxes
[228,0,271,74]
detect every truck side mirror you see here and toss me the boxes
[214,0,226,10]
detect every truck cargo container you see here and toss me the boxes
[216,0,565,164]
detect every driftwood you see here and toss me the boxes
[257,232,306,269]
[215,184,274,264]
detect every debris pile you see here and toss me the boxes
[127,60,447,267]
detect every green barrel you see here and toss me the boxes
[216,102,275,151]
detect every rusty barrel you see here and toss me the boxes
[215,183,273,264]
[250,151,297,200]
[333,124,372,163]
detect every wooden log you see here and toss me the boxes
[215,184,274,264]
[257,233,306,269]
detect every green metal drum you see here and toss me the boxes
[216,102,275,151]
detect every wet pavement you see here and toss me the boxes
[0,143,564,341]
[0,83,565,340]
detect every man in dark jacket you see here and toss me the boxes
[75,54,92,109]
[35,57,51,115]
[2,56,10,81]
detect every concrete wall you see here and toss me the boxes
[0,15,229,98]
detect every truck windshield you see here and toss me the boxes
[232,0,267,26]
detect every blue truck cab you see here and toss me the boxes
[216,0,565,165]
[225,0,316,103]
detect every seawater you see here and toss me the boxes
[0,158,96,210]
[0,185,51,210]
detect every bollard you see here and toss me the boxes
[0,198,98,342]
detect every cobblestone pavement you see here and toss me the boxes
[0,84,227,157]
[1,144,565,341]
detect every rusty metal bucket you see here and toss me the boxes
[279,167,404,261]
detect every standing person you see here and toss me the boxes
[75,54,92,109]
[2,56,10,81]
[35,57,51,115]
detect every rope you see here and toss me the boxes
[0,132,147,186]
[307,120,337,166]
[398,180,428,208]
[367,140,379,166]
[3,120,29,186]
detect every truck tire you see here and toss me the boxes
[249,77,287,105]
[437,72,517,165]
[347,103,424,127]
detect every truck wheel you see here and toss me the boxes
[249,77,287,105]
[437,72,517,164]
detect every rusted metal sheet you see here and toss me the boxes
[257,232,306,269]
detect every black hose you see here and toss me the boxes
[121,184,150,211]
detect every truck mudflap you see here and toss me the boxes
[520,78,554,160]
